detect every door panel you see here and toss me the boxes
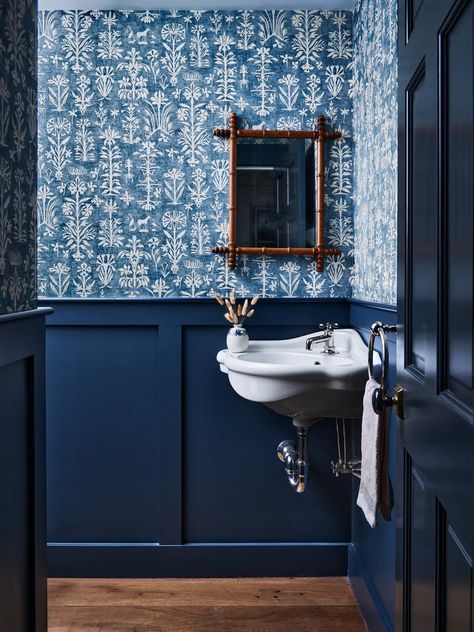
[445,525,472,632]
[441,0,474,406]
[406,61,431,378]
[398,0,474,629]
[407,0,426,38]
[409,467,435,632]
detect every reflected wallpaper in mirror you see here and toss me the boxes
[236,138,316,249]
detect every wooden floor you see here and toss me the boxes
[48,577,367,632]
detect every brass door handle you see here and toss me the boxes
[372,384,406,420]
[393,385,406,420]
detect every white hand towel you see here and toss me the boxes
[357,378,390,528]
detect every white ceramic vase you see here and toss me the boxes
[226,325,249,353]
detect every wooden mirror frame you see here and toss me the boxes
[212,113,342,272]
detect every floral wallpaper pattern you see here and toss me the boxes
[351,0,398,305]
[0,0,37,314]
[37,10,354,299]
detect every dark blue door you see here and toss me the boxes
[397,0,474,629]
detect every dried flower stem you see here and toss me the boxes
[215,292,259,327]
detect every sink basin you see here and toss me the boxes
[238,351,355,368]
[216,329,378,425]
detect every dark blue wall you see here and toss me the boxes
[40,296,398,622]
[349,300,397,632]
[42,298,357,578]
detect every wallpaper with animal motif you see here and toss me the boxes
[0,0,37,314]
[352,0,398,305]
[37,10,354,299]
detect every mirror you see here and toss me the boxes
[212,113,342,272]
[236,137,315,249]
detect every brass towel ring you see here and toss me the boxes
[368,321,401,416]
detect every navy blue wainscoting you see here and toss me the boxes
[41,298,357,578]
[0,309,51,632]
[349,300,398,632]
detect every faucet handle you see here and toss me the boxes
[319,322,339,333]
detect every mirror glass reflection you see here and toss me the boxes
[236,137,316,249]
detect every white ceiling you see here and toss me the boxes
[39,0,355,11]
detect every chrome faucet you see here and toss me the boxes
[305,322,339,354]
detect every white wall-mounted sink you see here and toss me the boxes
[217,329,376,426]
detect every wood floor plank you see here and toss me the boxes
[48,577,357,607]
[48,578,367,632]
[48,605,366,632]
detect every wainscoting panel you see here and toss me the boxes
[0,358,35,632]
[183,324,352,545]
[0,309,51,632]
[46,325,160,543]
[41,299,354,577]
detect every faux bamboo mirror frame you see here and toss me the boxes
[212,113,342,272]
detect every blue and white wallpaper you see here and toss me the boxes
[0,0,37,314]
[37,10,354,299]
[351,0,398,305]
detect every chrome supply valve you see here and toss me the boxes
[331,418,361,479]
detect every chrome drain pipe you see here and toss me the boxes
[277,426,310,493]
